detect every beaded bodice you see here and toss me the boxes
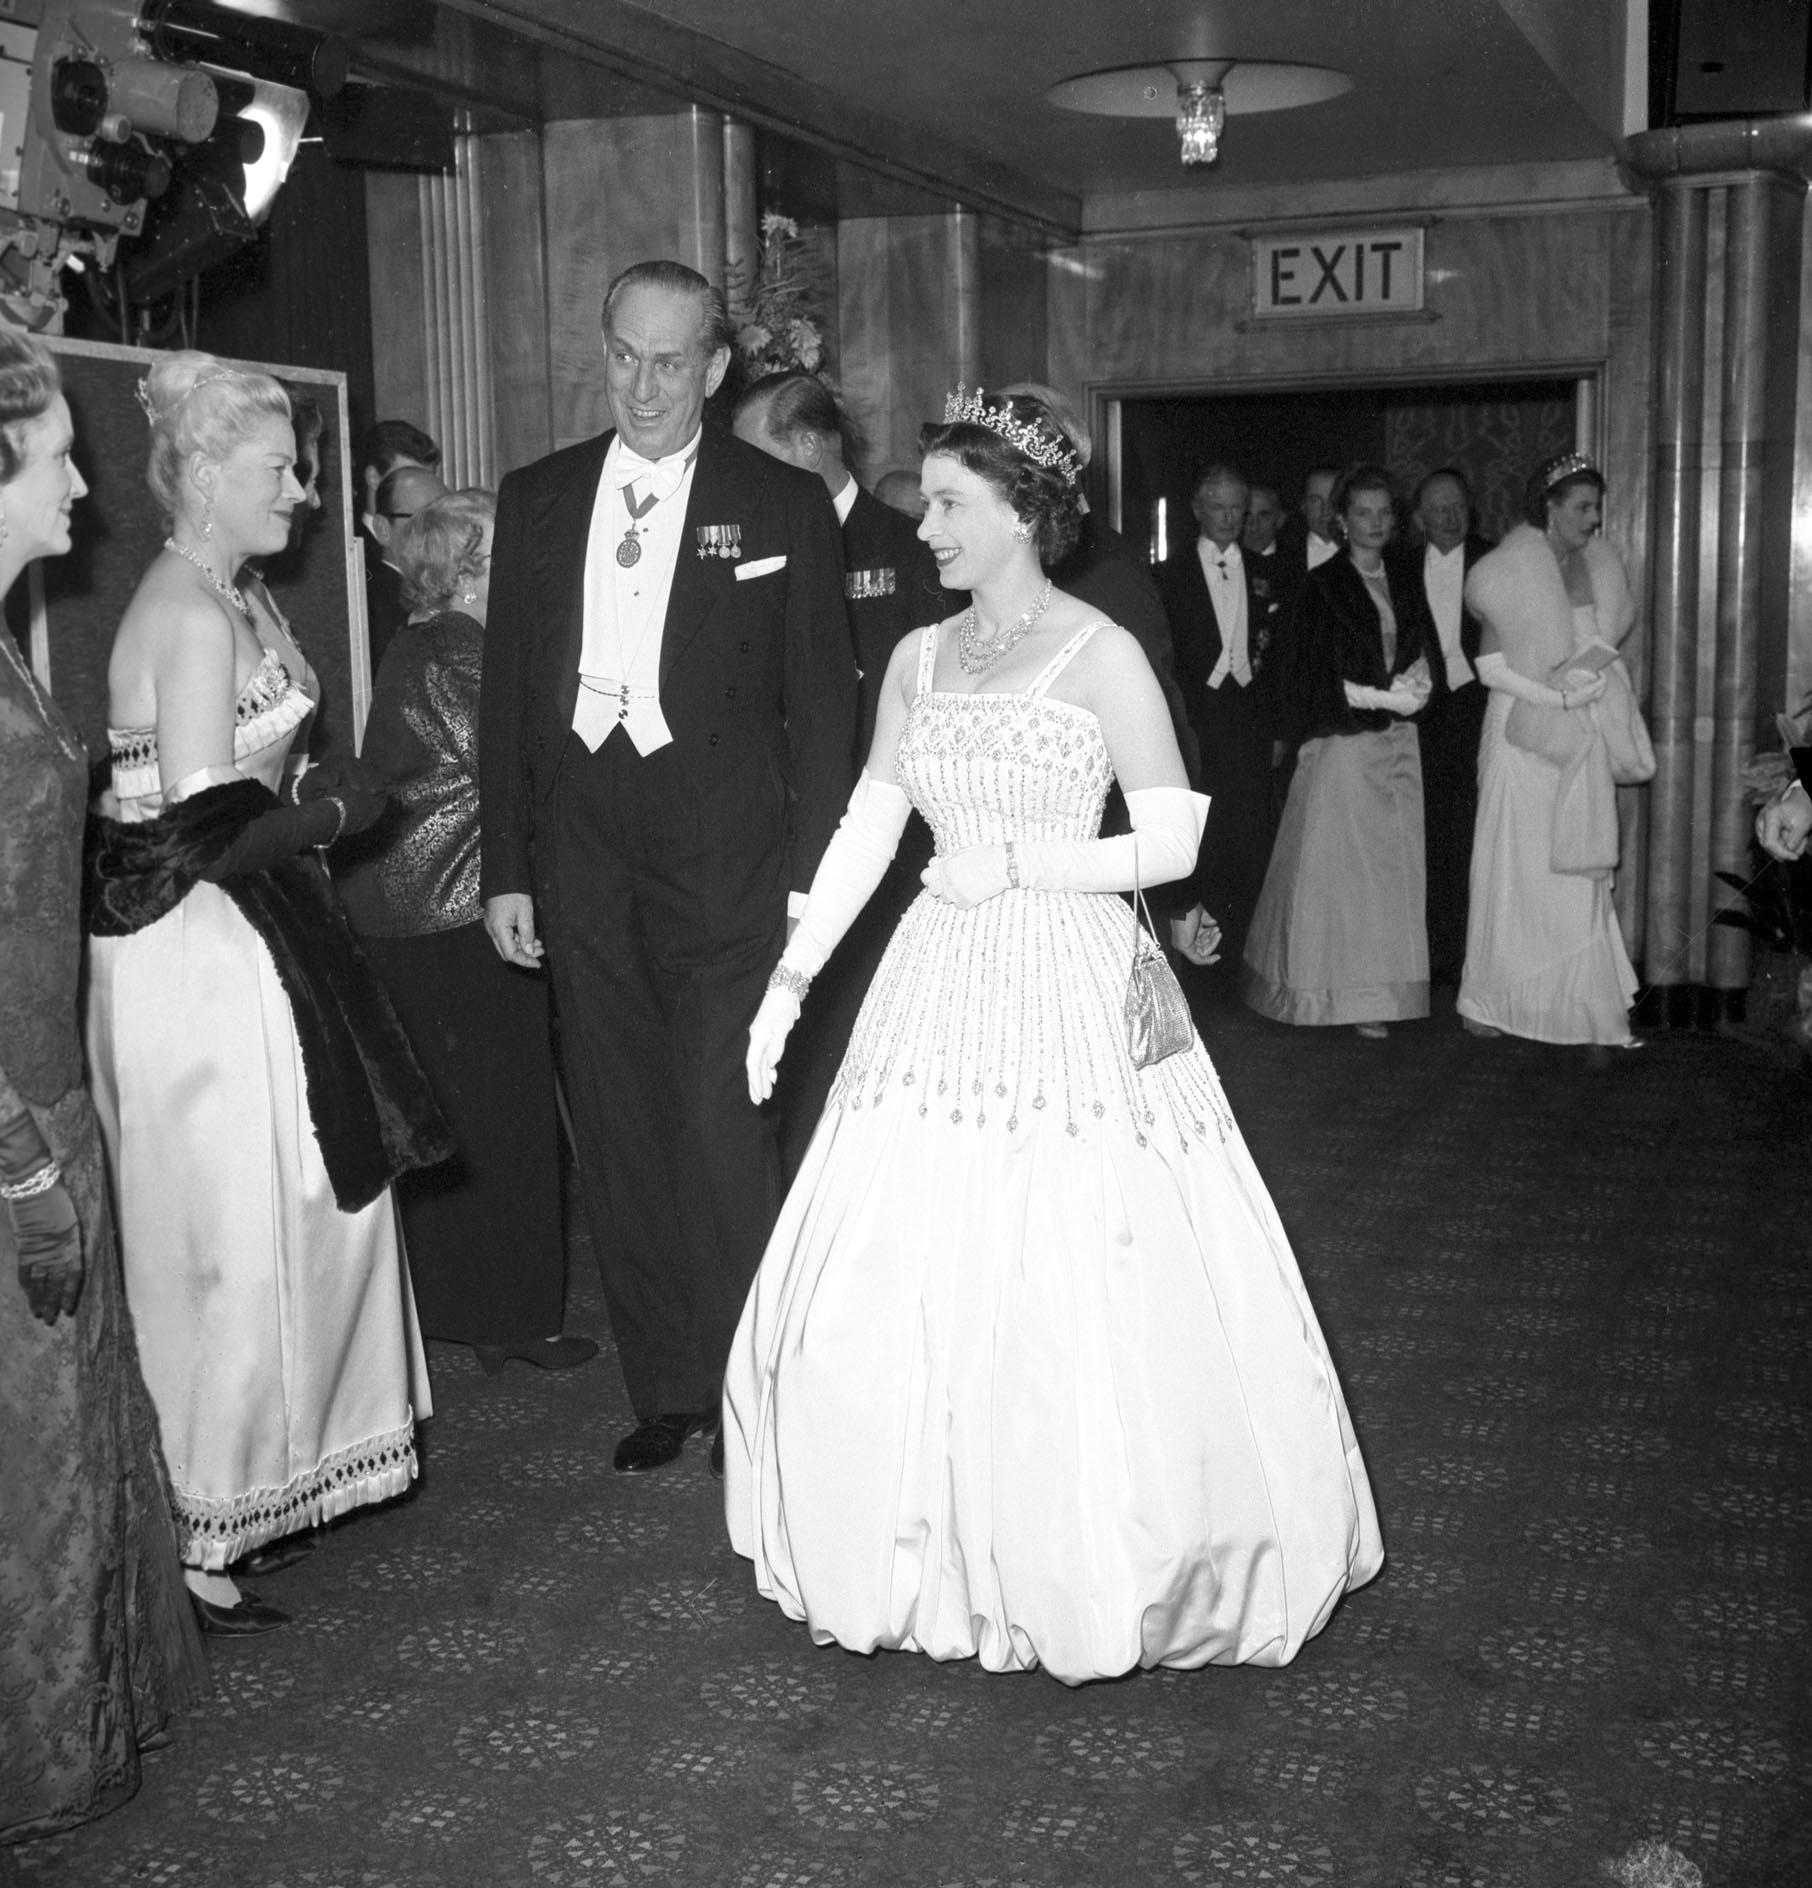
[108,649,313,820]
[828,622,1233,1154]
[895,640,1115,855]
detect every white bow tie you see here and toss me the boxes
[610,443,694,499]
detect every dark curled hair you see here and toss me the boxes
[1331,462,1399,531]
[917,392,1082,568]
[1524,460,1605,528]
[0,330,62,484]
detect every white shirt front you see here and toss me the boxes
[1197,538,1251,689]
[1423,542,1474,691]
[1306,532,1338,571]
[830,470,857,526]
[572,431,701,755]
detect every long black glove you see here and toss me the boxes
[0,1103,82,1327]
[197,781,387,881]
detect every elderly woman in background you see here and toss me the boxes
[86,351,447,1636]
[1457,453,1648,1048]
[337,491,589,1376]
[0,333,206,1844]
[1242,464,1437,1038]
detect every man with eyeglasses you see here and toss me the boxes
[365,462,449,667]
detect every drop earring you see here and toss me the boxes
[200,494,214,540]
[1012,519,1033,542]
[0,499,9,547]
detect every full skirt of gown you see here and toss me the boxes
[1457,692,1638,1044]
[723,627,1383,1684]
[1242,722,1430,1026]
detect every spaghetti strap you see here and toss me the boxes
[915,621,941,696]
[1025,620,1110,699]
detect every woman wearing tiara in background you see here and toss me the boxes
[1456,452,1645,1049]
[723,389,1382,1685]
[85,352,446,1635]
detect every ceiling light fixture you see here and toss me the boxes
[1175,78,1226,166]
[1048,60,1352,172]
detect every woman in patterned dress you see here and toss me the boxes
[0,332,206,1843]
[723,390,1383,1685]
[86,352,444,1634]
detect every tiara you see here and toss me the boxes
[1540,450,1597,491]
[135,369,246,425]
[942,385,1080,486]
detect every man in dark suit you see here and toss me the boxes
[1407,467,1495,986]
[1159,463,1287,968]
[357,420,441,671]
[731,369,942,756]
[480,260,856,1474]
[731,368,940,1175]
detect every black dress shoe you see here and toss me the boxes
[612,1412,711,1473]
[474,1335,601,1377]
[235,1533,316,1578]
[191,1591,291,1635]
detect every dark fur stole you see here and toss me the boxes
[86,777,451,1211]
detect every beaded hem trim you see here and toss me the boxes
[172,1418,419,1568]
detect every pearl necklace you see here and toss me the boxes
[956,578,1054,676]
[165,536,251,621]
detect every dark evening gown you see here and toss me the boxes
[337,611,566,1345]
[1,634,206,1845]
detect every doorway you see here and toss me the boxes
[1109,376,1584,561]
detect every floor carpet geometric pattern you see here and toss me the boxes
[7,994,1808,1888]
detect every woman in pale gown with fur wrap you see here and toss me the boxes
[1456,452,1652,1047]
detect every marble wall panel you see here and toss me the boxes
[542,111,727,447]
[838,212,980,482]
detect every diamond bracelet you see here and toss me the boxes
[767,964,811,1003]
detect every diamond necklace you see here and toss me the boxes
[165,536,251,620]
[956,578,1054,675]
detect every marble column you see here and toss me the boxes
[1625,122,1812,1000]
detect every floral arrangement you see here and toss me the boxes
[1738,697,1812,805]
[1604,1841,1703,1888]
[729,212,826,377]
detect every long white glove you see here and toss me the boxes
[921,786,1210,911]
[746,773,913,1103]
[1476,651,1607,711]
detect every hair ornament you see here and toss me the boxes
[136,368,247,427]
[1540,450,1598,492]
[942,385,1081,487]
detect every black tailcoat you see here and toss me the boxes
[479,423,856,1418]
[1159,542,1288,953]
[1407,532,1494,983]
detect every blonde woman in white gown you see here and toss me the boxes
[723,389,1383,1685]
[86,354,441,1634]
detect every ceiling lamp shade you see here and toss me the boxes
[1048,59,1351,168]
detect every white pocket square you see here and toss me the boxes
[735,555,787,581]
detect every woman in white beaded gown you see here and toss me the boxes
[86,355,439,1634]
[724,390,1383,1685]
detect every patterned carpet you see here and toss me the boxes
[7,991,1808,1888]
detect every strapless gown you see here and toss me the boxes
[723,623,1383,1685]
[86,650,430,1568]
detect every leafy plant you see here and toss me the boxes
[1714,852,1812,955]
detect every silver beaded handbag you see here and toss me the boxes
[1124,840,1195,1070]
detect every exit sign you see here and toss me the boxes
[1251,227,1425,321]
